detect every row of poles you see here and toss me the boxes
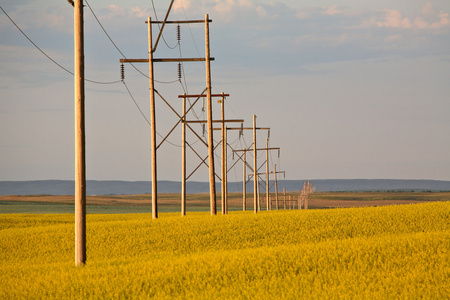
[72,1,310,266]
[120,14,287,218]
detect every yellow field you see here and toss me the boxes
[1,202,449,299]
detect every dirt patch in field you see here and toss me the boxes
[1,192,449,210]
[308,198,427,208]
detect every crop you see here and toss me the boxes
[1,202,449,299]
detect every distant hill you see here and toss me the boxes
[1,179,450,196]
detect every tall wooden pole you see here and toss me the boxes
[274,164,279,210]
[283,188,286,210]
[74,0,86,266]
[302,182,306,209]
[266,138,270,211]
[257,175,261,211]
[243,151,246,211]
[205,14,216,215]
[221,94,225,214]
[181,94,186,216]
[306,180,310,210]
[148,17,158,219]
[253,114,257,213]
[224,125,228,214]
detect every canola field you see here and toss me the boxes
[1,201,449,299]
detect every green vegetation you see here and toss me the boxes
[1,202,449,298]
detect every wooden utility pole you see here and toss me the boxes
[205,14,216,215]
[274,164,279,210]
[148,17,158,219]
[74,0,86,266]
[257,173,261,211]
[266,138,270,210]
[306,180,312,209]
[243,151,246,211]
[220,93,226,214]
[181,94,186,216]
[253,115,257,213]
[224,125,228,214]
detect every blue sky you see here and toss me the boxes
[1,0,449,182]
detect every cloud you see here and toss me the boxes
[291,3,449,32]
[170,0,294,23]
[100,4,128,19]
[422,2,435,16]
[0,5,72,33]
[373,3,449,30]
[414,11,449,29]
[375,9,412,29]
[130,6,152,19]
[322,5,364,17]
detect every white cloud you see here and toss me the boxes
[290,3,450,32]
[0,6,72,33]
[376,9,412,29]
[414,11,449,29]
[214,0,237,14]
[373,3,449,30]
[130,7,152,19]
[170,0,291,23]
[173,0,191,12]
[322,5,363,17]
[100,4,128,19]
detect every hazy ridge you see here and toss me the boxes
[1,179,450,196]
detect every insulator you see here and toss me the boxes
[268,130,270,139]
[202,124,206,137]
[178,63,182,80]
[120,63,125,81]
[177,24,181,42]
[278,149,280,158]
[232,152,235,160]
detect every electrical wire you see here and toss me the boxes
[85,0,178,84]
[178,0,202,59]
[122,81,151,126]
[0,5,121,85]
[150,0,178,50]
[175,17,204,122]
[83,1,183,148]
[122,80,182,148]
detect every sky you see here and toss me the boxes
[1,0,449,182]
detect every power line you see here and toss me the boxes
[0,6,71,74]
[122,80,182,148]
[0,5,121,85]
[122,80,151,126]
[84,0,178,84]
[150,0,178,50]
